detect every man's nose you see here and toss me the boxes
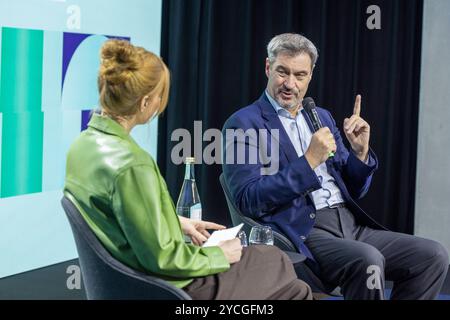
[284,75,295,89]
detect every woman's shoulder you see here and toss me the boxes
[68,129,156,176]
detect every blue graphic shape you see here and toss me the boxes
[61,34,108,110]
[81,109,92,131]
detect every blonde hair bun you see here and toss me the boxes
[100,39,139,85]
[98,39,170,118]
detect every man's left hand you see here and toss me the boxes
[178,216,226,246]
[343,95,370,162]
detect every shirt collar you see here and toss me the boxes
[264,90,302,120]
[88,113,130,139]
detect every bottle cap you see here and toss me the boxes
[185,157,195,164]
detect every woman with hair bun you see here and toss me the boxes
[64,39,312,300]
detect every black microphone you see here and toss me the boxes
[302,97,322,132]
[302,97,334,157]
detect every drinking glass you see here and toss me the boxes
[237,230,248,247]
[249,226,274,245]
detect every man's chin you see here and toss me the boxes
[276,98,299,111]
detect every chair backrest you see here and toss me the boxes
[61,195,191,300]
[219,173,297,251]
[219,174,341,296]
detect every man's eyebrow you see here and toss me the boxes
[275,66,309,74]
[275,65,288,70]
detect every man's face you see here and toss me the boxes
[265,52,313,111]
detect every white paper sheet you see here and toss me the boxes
[202,223,244,247]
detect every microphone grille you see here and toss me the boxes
[302,97,316,112]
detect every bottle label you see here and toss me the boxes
[190,204,202,220]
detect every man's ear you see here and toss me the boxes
[265,58,271,78]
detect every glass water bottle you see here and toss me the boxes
[176,157,202,242]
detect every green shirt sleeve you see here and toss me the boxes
[111,163,230,279]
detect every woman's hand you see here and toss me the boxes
[218,238,243,264]
[178,216,226,246]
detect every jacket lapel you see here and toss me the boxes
[257,94,299,163]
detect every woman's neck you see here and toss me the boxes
[101,111,137,134]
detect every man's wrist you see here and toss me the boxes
[304,152,320,169]
[354,148,369,163]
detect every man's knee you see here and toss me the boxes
[425,240,449,272]
[352,245,385,273]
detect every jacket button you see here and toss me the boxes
[300,235,306,241]
[309,213,316,219]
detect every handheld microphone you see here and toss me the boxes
[302,97,334,157]
[302,97,322,132]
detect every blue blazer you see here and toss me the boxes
[222,93,385,259]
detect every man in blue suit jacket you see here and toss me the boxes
[222,33,448,299]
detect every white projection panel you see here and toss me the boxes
[415,0,450,259]
[0,0,162,277]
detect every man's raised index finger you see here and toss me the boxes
[353,94,361,116]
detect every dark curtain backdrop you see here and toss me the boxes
[159,0,423,233]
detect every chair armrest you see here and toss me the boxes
[283,250,307,264]
[273,231,297,252]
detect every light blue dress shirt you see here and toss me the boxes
[265,91,345,210]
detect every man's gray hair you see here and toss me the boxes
[267,33,318,68]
